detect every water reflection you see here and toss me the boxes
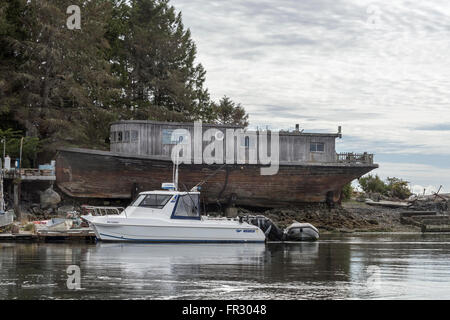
[1,233,450,299]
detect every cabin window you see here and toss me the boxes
[124,131,130,142]
[111,132,116,143]
[240,135,255,148]
[139,194,172,209]
[162,129,189,145]
[117,131,123,142]
[172,194,200,219]
[131,130,139,142]
[130,195,145,206]
[310,142,325,152]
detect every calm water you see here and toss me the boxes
[1,233,450,300]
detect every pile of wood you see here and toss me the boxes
[400,210,450,232]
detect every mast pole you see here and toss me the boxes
[0,168,4,212]
[174,152,179,191]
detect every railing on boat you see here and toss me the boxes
[81,205,124,216]
[2,168,56,180]
[336,152,374,165]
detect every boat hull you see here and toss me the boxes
[85,219,266,243]
[56,148,377,207]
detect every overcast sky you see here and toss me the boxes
[170,0,450,194]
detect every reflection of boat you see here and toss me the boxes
[284,222,319,241]
[82,183,266,243]
[95,242,266,263]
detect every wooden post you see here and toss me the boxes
[0,170,4,212]
[19,137,24,170]
[13,180,21,221]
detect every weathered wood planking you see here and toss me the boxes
[56,148,377,207]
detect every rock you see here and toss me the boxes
[40,187,61,210]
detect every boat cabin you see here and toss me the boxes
[127,188,201,220]
[109,120,355,164]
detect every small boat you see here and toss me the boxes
[365,199,410,208]
[0,209,14,227]
[81,182,266,243]
[283,221,319,241]
[45,218,74,231]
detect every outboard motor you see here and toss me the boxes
[240,215,284,241]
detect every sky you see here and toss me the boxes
[170,0,450,194]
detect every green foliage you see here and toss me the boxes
[23,223,36,232]
[358,175,388,195]
[386,177,412,199]
[0,128,41,168]
[358,175,412,200]
[341,183,354,201]
[211,96,249,127]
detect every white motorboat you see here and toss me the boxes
[82,183,265,243]
[283,221,319,241]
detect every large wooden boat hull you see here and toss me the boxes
[55,148,377,207]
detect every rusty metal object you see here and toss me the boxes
[56,148,378,207]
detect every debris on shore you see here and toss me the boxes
[232,191,450,233]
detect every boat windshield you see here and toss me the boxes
[172,194,200,219]
[138,194,173,209]
[130,195,145,207]
[130,194,172,209]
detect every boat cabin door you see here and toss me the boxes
[171,193,201,220]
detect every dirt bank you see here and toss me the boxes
[235,201,421,233]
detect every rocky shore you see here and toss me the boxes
[233,201,425,233]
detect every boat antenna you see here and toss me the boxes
[181,183,199,216]
[191,163,227,191]
[173,152,179,191]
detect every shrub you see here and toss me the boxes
[341,183,354,201]
[358,174,388,195]
[386,177,412,199]
[358,175,412,200]
[23,223,36,233]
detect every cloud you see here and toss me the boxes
[416,124,450,131]
[367,161,450,194]
[170,0,450,189]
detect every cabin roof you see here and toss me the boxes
[111,120,243,129]
[110,120,341,137]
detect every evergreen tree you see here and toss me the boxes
[0,0,249,155]
[212,96,249,127]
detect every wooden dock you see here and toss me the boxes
[0,228,96,243]
[400,211,450,232]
